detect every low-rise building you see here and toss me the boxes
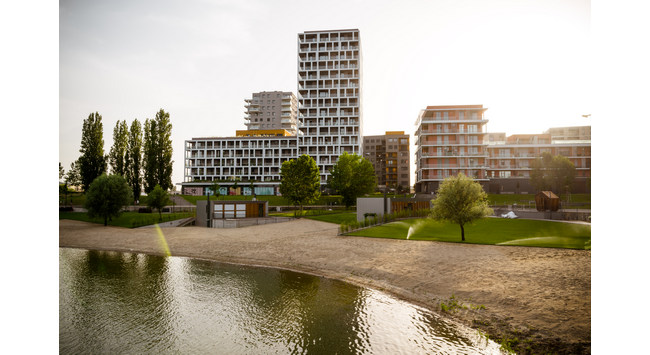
[485,127,591,193]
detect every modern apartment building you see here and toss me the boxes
[363,131,410,190]
[486,127,591,193]
[297,29,363,184]
[182,130,298,196]
[414,105,490,193]
[244,91,299,135]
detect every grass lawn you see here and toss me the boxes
[59,211,195,228]
[347,217,591,249]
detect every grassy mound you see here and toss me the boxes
[347,217,590,249]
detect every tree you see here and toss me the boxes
[66,160,82,191]
[78,112,107,191]
[327,152,376,208]
[147,184,171,221]
[430,173,493,241]
[143,109,173,193]
[279,154,320,215]
[109,120,129,177]
[209,180,221,199]
[59,162,65,181]
[84,174,133,226]
[126,119,143,203]
[529,152,576,193]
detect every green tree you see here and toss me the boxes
[430,173,493,241]
[143,109,173,193]
[327,152,376,208]
[78,112,107,191]
[126,119,143,203]
[84,174,133,226]
[279,154,321,215]
[529,152,576,193]
[147,184,171,221]
[59,162,65,180]
[66,160,82,191]
[109,120,129,177]
[209,181,221,199]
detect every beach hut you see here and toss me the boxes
[535,191,560,212]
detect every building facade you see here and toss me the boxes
[244,91,299,135]
[297,29,363,184]
[485,127,591,193]
[414,105,490,193]
[363,131,410,190]
[182,131,298,195]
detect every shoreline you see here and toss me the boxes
[59,218,590,354]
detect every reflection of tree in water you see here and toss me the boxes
[227,265,367,354]
[60,249,176,354]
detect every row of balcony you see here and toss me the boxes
[417,129,485,135]
[299,45,359,52]
[299,64,359,71]
[419,152,488,158]
[300,37,358,43]
[299,56,359,62]
[299,83,359,89]
[298,93,359,99]
[418,164,489,170]
[299,74,357,80]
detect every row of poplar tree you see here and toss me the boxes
[73,108,173,203]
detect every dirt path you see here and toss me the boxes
[59,219,590,354]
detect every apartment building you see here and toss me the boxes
[414,105,490,193]
[297,29,363,184]
[244,91,299,135]
[182,130,298,196]
[363,131,410,190]
[486,127,591,193]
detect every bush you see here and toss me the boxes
[138,207,152,213]
[59,206,74,212]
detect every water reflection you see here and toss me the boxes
[60,248,499,354]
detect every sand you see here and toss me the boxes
[59,219,590,354]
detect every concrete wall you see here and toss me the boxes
[356,197,390,222]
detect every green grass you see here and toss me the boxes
[347,217,591,249]
[59,211,195,228]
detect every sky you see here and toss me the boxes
[59,0,591,189]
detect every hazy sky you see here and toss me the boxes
[59,0,591,187]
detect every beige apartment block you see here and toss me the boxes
[414,105,490,194]
[363,131,410,191]
[245,91,298,135]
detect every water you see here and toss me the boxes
[59,248,500,354]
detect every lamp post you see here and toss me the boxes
[205,187,211,228]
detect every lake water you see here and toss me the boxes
[59,248,500,354]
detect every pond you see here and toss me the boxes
[59,248,500,354]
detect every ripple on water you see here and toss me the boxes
[59,248,501,354]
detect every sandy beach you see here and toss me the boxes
[59,218,590,354]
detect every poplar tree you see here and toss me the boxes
[143,109,173,193]
[126,119,143,203]
[78,112,106,191]
[109,120,129,177]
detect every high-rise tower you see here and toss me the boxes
[297,29,363,184]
